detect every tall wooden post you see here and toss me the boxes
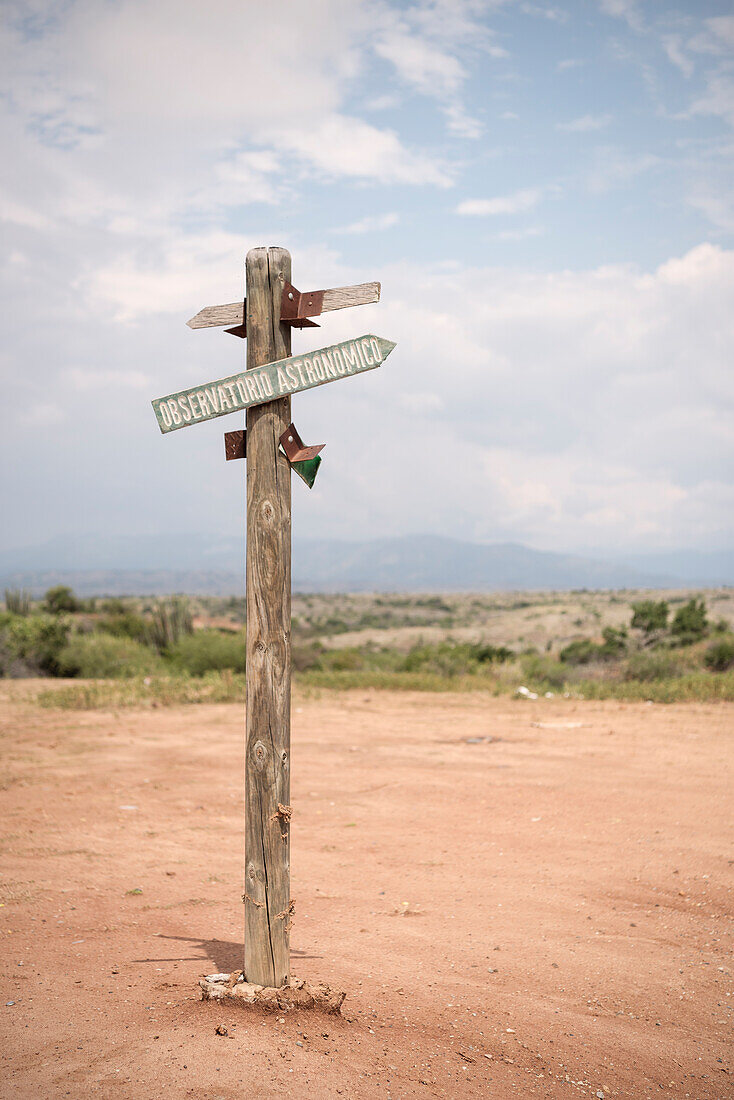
[244,247,292,988]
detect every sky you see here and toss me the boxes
[1,0,733,558]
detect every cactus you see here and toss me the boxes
[147,596,194,652]
[4,588,32,616]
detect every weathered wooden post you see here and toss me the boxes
[243,247,292,988]
[152,250,395,997]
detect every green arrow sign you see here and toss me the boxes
[152,333,396,435]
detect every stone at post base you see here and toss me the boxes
[199,973,345,1015]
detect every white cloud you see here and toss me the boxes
[662,35,694,80]
[374,27,465,99]
[689,73,734,129]
[456,188,542,216]
[335,212,400,234]
[275,114,452,186]
[316,242,734,551]
[520,4,568,22]
[372,0,503,140]
[598,0,644,33]
[556,113,612,132]
[688,190,734,233]
[557,58,584,71]
[689,16,734,56]
[0,0,451,248]
[76,230,252,322]
[587,148,659,193]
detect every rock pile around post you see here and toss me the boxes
[199,972,346,1015]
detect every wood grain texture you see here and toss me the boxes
[186,281,380,329]
[322,281,380,311]
[244,247,292,989]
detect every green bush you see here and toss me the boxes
[96,611,148,642]
[559,639,598,665]
[0,612,71,676]
[623,650,686,682]
[671,598,708,644]
[560,626,626,665]
[166,629,245,675]
[44,585,81,614]
[319,647,365,672]
[291,641,323,672]
[57,634,163,679]
[630,599,669,635]
[704,637,734,672]
[399,640,514,678]
[100,598,127,614]
[600,625,627,657]
[520,653,568,690]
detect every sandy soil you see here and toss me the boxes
[0,685,732,1099]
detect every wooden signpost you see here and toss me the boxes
[152,247,395,990]
[152,334,395,434]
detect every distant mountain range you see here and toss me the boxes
[1,533,732,596]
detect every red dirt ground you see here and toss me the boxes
[0,686,732,1099]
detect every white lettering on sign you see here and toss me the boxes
[152,334,396,434]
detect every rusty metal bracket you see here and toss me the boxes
[224,429,246,460]
[279,423,325,489]
[279,424,325,462]
[281,282,324,325]
[224,284,322,338]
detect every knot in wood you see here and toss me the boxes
[252,740,268,769]
[256,640,267,653]
[261,499,275,522]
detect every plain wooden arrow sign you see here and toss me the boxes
[152,333,396,434]
[186,281,380,331]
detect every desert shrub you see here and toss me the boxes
[671,598,708,644]
[96,611,148,642]
[575,671,734,704]
[44,585,80,614]
[100,598,128,614]
[473,643,514,663]
[291,641,323,672]
[36,670,246,709]
[319,647,365,672]
[57,634,162,679]
[520,653,568,690]
[0,613,71,676]
[4,588,32,616]
[166,629,245,675]
[398,641,514,678]
[560,639,598,665]
[599,625,627,657]
[630,600,669,635]
[703,637,734,672]
[623,650,686,682]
